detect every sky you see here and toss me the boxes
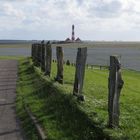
[0,0,140,41]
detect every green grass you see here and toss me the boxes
[16,57,140,140]
[0,56,25,60]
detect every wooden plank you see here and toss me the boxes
[55,47,63,84]
[108,55,124,128]
[45,41,52,76]
[73,47,87,101]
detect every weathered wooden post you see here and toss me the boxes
[34,44,38,64]
[38,44,41,66]
[35,44,38,65]
[73,47,87,101]
[31,43,35,62]
[108,55,124,128]
[31,43,34,59]
[41,41,45,72]
[66,60,70,66]
[36,44,41,66]
[55,47,63,84]
[45,41,52,76]
[33,43,39,66]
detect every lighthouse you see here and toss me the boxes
[71,24,75,41]
[65,24,81,42]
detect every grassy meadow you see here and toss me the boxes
[16,57,140,140]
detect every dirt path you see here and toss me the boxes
[0,60,25,140]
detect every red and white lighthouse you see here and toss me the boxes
[65,24,81,42]
[71,24,75,41]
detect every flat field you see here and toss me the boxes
[0,43,31,48]
[0,42,140,70]
[1,41,140,48]
[52,41,140,48]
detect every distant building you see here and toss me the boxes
[65,38,71,42]
[75,37,81,42]
[65,24,81,42]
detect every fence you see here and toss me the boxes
[52,59,109,70]
[32,41,124,128]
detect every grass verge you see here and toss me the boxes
[16,57,140,140]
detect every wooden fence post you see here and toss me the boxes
[108,55,124,128]
[31,43,34,59]
[45,41,52,76]
[66,60,70,66]
[35,44,38,65]
[36,44,40,66]
[38,44,42,66]
[34,43,39,66]
[41,41,45,72]
[32,43,35,62]
[36,44,41,66]
[73,47,87,101]
[55,47,63,84]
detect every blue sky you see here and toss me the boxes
[0,0,140,41]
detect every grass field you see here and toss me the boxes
[16,57,140,140]
[52,41,140,48]
[1,41,140,48]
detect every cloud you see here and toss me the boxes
[0,0,140,40]
[3,3,25,19]
[91,0,122,18]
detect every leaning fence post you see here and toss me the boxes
[32,43,35,62]
[33,43,39,66]
[38,44,42,66]
[108,55,124,128]
[45,41,52,76]
[35,44,38,66]
[36,44,39,66]
[31,43,34,59]
[36,44,41,66]
[41,41,45,72]
[73,47,87,101]
[55,46,63,84]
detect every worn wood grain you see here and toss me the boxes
[55,46,63,84]
[73,47,87,101]
[41,41,45,72]
[108,55,124,128]
[45,41,52,77]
